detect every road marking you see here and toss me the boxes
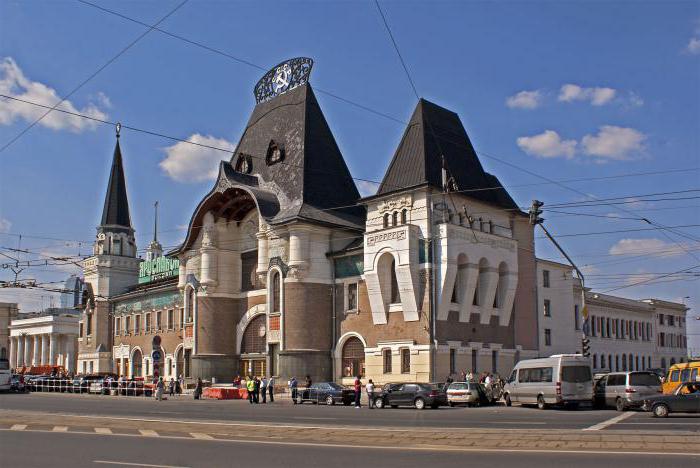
[53,426,68,432]
[583,412,635,431]
[190,432,214,440]
[139,429,159,437]
[292,417,337,420]
[10,424,27,431]
[95,427,113,435]
[2,428,698,457]
[94,461,190,468]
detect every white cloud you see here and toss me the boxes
[516,130,577,158]
[609,238,688,257]
[558,84,617,106]
[506,90,542,109]
[0,217,10,233]
[160,134,235,183]
[581,125,646,160]
[686,37,700,54]
[356,180,379,197]
[0,57,108,132]
[627,92,644,108]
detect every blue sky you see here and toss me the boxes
[0,1,698,350]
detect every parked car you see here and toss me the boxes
[594,371,661,411]
[295,382,354,405]
[503,354,593,409]
[10,374,26,393]
[374,382,447,410]
[72,375,105,394]
[446,381,493,407]
[642,382,700,417]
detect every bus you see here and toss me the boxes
[662,360,700,394]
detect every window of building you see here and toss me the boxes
[383,349,392,374]
[606,318,611,338]
[543,299,551,317]
[346,282,358,311]
[615,355,620,372]
[125,316,131,335]
[383,213,390,229]
[342,337,365,377]
[449,349,456,375]
[574,305,580,330]
[544,329,551,346]
[668,315,675,326]
[79,322,84,338]
[471,349,478,373]
[659,314,664,325]
[114,317,120,336]
[492,350,498,373]
[590,315,596,336]
[392,211,398,226]
[241,250,258,291]
[622,354,627,371]
[179,308,184,328]
[271,271,281,313]
[145,313,151,333]
[659,332,665,347]
[89,361,94,374]
[592,354,597,369]
[156,311,162,330]
[401,348,411,374]
[401,209,407,224]
[134,315,140,334]
[167,309,174,330]
[543,270,550,288]
[390,258,399,304]
[186,288,195,323]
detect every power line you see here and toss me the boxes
[602,264,700,293]
[0,0,190,154]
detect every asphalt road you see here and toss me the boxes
[2,430,698,468]
[2,392,698,432]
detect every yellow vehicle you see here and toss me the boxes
[662,360,700,394]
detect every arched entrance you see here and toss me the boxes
[239,314,267,377]
[342,337,365,378]
[132,349,143,377]
[175,346,184,379]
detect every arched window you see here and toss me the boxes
[132,349,143,377]
[629,354,634,371]
[635,355,639,371]
[660,357,666,369]
[622,354,627,371]
[241,315,267,354]
[592,354,597,369]
[390,258,399,304]
[600,354,605,370]
[608,355,612,371]
[392,211,398,226]
[383,213,390,229]
[670,357,676,366]
[615,355,620,371]
[342,337,365,377]
[271,271,281,313]
[401,209,407,224]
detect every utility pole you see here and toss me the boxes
[529,200,590,357]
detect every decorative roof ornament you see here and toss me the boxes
[116,122,121,139]
[254,57,314,104]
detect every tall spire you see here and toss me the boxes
[146,201,163,261]
[99,129,133,231]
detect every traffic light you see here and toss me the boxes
[581,337,591,357]
[529,200,544,225]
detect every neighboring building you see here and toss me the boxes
[0,302,19,360]
[9,312,79,372]
[60,275,86,309]
[77,58,540,383]
[536,259,689,372]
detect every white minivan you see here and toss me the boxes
[503,354,593,409]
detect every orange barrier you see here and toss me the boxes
[202,387,248,400]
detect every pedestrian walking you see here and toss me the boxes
[268,376,275,403]
[169,378,176,397]
[194,378,202,400]
[289,377,298,404]
[253,376,261,404]
[155,377,165,401]
[260,376,268,403]
[354,375,362,408]
[246,376,255,404]
[365,379,375,409]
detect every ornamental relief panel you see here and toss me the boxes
[378,195,413,214]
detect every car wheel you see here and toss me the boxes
[325,395,335,406]
[652,404,669,418]
[615,398,626,412]
[374,398,384,409]
[414,397,426,410]
[505,394,512,407]
[448,401,454,407]
[537,395,547,410]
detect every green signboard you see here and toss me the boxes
[138,256,179,284]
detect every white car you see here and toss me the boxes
[446,381,492,407]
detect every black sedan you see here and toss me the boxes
[642,382,700,417]
[296,382,355,405]
[373,382,448,410]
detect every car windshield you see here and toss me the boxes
[449,383,468,390]
[561,365,592,383]
[629,373,660,386]
[326,382,343,390]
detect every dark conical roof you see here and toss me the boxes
[99,139,133,230]
[377,99,519,211]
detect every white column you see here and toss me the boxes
[32,335,40,366]
[41,334,49,366]
[23,335,31,367]
[9,337,17,369]
[16,336,24,367]
[65,337,75,373]
[49,334,57,366]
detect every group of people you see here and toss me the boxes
[233,375,275,404]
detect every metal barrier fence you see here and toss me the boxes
[19,376,189,399]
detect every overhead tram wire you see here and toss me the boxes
[0,0,190,154]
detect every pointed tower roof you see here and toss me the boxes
[377,99,519,211]
[99,138,133,231]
